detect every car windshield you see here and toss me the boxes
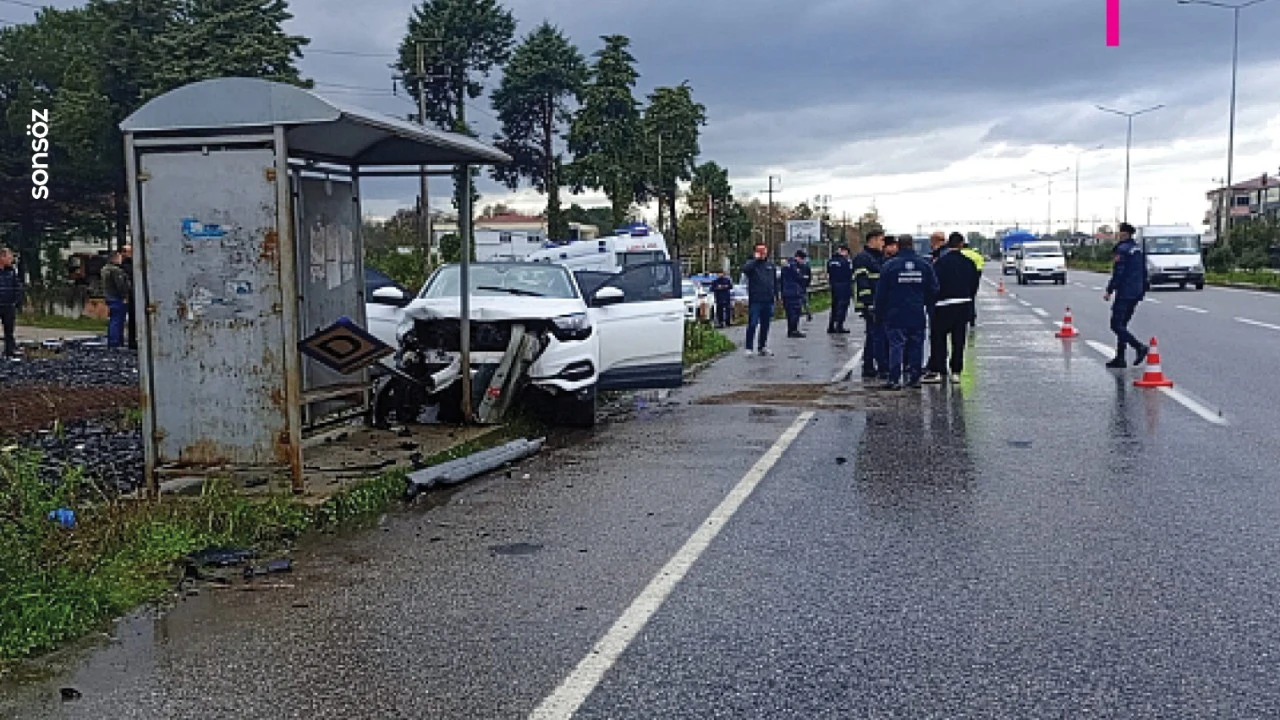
[421,263,578,299]
[682,282,698,298]
[1145,236,1201,255]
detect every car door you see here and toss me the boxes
[587,261,685,390]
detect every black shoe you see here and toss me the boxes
[1133,345,1149,366]
[836,327,851,334]
[860,371,879,380]
[879,381,902,391]
[788,331,806,338]
[827,327,837,334]
[907,379,923,389]
[1105,358,1126,369]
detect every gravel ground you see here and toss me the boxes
[14,421,145,496]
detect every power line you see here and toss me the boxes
[305,47,397,59]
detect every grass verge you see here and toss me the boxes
[0,416,544,669]
[684,322,736,367]
[1067,260,1280,290]
[16,315,108,334]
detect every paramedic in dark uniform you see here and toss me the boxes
[853,231,888,380]
[826,244,854,334]
[874,235,938,390]
[709,270,734,328]
[798,252,814,321]
[780,250,809,338]
[1104,222,1150,368]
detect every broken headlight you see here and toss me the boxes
[550,312,592,342]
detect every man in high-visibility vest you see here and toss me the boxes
[959,241,984,328]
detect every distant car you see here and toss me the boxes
[681,279,710,320]
[1015,241,1068,285]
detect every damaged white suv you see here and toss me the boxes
[372,261,685,427]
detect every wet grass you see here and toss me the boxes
[15,314,108,333]
[684,322,736,367]
[0,415,546,670]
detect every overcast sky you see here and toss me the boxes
[12,0,1280,234]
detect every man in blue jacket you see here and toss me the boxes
[0,247,23,359]
[854,231,890,379]
[741,244,778,356]
[709,270,734,328]
[826,245,854,334]
[874,235,939,390]
[1104,222,1150,368]
[780,250,809,338]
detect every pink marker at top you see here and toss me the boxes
[1107,0,1120,46]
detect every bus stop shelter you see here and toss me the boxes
[120,77,509,495]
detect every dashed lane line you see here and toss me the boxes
[1147,298,1162,304]
[1235,317,1280,332]
[831,348,864,383]
[528,411,816,720]
[1083,340,1227,426]
[1032,308,1049,317]
[1176,305,1208,314]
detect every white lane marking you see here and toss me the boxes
[529,411,816,720]
[1084,341,1227,425]
[1018,299,1032,307]
[1032,308,1049,317]
[1175,305,1208,314]
[1073,282,1088,288]
[1146,298,1162,304]
[1091,286,1104,291]
[1219,286,1280,299]
[1235,316,1280,332]
[832,348,864,383]
[1159,387,1228,426]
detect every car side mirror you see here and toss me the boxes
[592,286,625,307]
[371,286,409,306]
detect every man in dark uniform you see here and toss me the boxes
[0,247,23,359]
[874,235,938,390]
[826,244,854,334]
[780,250,809,338]
[741,244,778,356]
[797,252,814,321]
[121,244,137,350]
[709,270,734,328]
[853,230,888,380]
[1104,222,1150,368]
[922,233,981,383]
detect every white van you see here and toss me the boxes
[1014,241,1067,285]
[525,225,670,273]
[1137,225,1205,290]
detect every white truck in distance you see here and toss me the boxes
[1137,225,1205,290]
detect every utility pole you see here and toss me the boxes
[1032,167,1070,236]
[655,134,664,234]
[1146,196,1155,225]
[1096,104,1164,223]
[707,194,714,273]
[416,42,432,267]
[1073,145,1104,235]
[763,175,781,257]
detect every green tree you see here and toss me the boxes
[682,161,732,248]
[490,23,586,241]
[398,0,516,242]
[641,82,706,253]
[151,0,310,93]
[565,35,646,229]
[564,203,616,233]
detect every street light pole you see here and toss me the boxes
[1096,103,1164,222]
[1032,167,1071,235]
[1178,0,1273,243]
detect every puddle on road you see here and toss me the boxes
[698,382,887,411]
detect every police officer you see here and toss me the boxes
[826,245,854,334]
[1104,222,1150,368]
[853,231,888,380]
[780,250,809,338]
[797,252,814,321]
[709,270,734,328]
[0,247,22,359]
[874,235,938,390]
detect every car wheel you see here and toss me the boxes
[1179,281,1188,290]
[1195,282,1205,290]
[557,384,597,428]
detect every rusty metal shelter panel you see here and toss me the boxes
[139,148,290,468]
[295,173,366,418]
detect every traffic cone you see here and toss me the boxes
[1134,337,1174,388]
[1055,307,1079,338]
[997,278,1006,295]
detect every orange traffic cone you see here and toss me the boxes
[1134,337,1173,388]
[1055,307,1079,338]
[997,278,1006,295]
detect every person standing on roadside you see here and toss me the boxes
[922,233,981,383]
[710,270,734,328]
[0,247,23,359]
[798,251,814,321]
[853,231,889,380]
[101,250,131,349]
[826,244,854,334]
[780,249,810,338]
[959,240,985,329]
[929,231,947,263]
[1104,222,1150,369]
[741,244,778,357]
[874,235,938,390]
[121,244,137,350]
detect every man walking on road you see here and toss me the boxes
[741,244,778,357]
[780,249,809,339]
[854,231,889,380]
[710,270,733,328]
[875,235,938,390]
[1104,222,1150,369]
[102,250,130,349]
[923,233,981,383]
[0,247,23,359]
[827,244,854,334]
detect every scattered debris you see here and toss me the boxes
[47,508,76,528]
[187,547,257,568]
[836,457,848,465]
[59,687,82,702]
[406,437,545,499]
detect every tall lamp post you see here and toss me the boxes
[1096,103,1164,222]
[1031,167,1071,235]
[1072,145,1104,235]
[1178,0,1273,242]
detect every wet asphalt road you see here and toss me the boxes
[5,273,1280,718]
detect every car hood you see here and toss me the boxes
[402,295,587,323]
